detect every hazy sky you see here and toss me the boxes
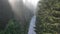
[23,0,39,7]
[9,0,39,7]
[8,0,39,11]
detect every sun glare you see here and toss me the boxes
[8,0,12,3]
[23,0,25,3]
[23,0,39,7]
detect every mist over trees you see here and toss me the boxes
[0,0,13,31]
[9,0,34,34]
[0,0,34,34]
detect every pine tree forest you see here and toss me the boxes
[35,0,60,34]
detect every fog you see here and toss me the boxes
[8,0,39,34]
[9,0,39,13]
[0,0,39,33]
[8,0,39,24]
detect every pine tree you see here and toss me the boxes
[35,0,60,34]
[0,19,21,34]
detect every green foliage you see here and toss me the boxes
[0,19,21,34]
[35,0,60,34]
